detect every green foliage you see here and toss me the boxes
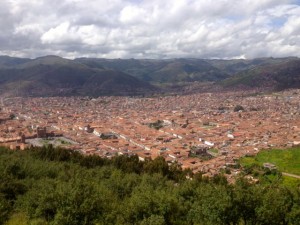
[143,156,169,176]
[233,105,244,112]
[9,113,16,120]
[111,154,142,174]
[139,215,165,225]
[4,213,30,225]
[148,120,164,130]
[0,146,300,225]
[240,147,300,175]
[188,183,238,225]
[0,194,12,224]
[256,186,294,225]
[282,176,300,188]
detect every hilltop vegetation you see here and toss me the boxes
[1,146,300,225]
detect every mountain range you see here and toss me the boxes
[0,56,156,97]
[0,55,299,97]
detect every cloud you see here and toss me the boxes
[0,0,300,59]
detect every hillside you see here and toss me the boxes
[0,56,157,97]
[148,59,228,83]
[76,57,300,88]
[207,57,295,74]
[0,55,299,97]
[0,56,31,68]
[76,58,229,83]
[75,58,171,82]
[221,58,300,90]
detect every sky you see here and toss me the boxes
[1,0,300,59]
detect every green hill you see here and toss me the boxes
[77,57,300,87]
[76,58,229,84]
[149,59,228,83]
[0,55,300,97]
[0,55,31,68]
[0,56,157,97]
[75,58,169,82]
[220,58,300,90]
[207,57,294,74]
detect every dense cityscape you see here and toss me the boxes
[1,89,300,179]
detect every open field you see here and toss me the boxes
[240,147,300,175]
[282,176,300,188]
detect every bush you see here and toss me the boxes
[234,105,244,112]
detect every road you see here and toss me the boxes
[282,172,300,179]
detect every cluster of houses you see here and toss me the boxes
[1,89,300,176]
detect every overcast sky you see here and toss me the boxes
[1,0,300,59]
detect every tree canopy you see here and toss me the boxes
[0,146,299,225]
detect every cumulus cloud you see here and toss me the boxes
[0,0,300,59]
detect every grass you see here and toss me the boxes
[240,156,256,166]
[282,176,300,188]
[209,148,219,154]
[41,139,50,146]
[240,147,300,175]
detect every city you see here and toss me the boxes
[1,89,300,177]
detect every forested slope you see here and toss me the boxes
[0,146,299,225]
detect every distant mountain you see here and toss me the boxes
[76,57,299,86]
[207,57,296,74]
[16,55,84,69]
[148,59,228,83]
[220,58,300,91]
[75,58,169,82]
[75,58,229,84]
[0,55,299,97]
[0,55,31,68]
[0,56,157,97]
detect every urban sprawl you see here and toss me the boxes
[1,90,300,179]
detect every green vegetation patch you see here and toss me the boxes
[282,176,300,188]
[1,146,300,225]
[209,148,219,154]
[240,147,300,175]
[148,120,164,130]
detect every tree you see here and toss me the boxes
[143,157,170,177]
[289,188,300,225]
[53,180,103,225]
[256,186,293,225]
[234,105,244,112]
[233,178,261,225]
[140,215,165,225]
[9,113,16,120]
[188,184,239,225]
[0,194,12,225]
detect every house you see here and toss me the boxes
[100,133,118,140]
[204,141,214,146]
[263,163,277,170]
[93,129,102,137]
[36,127,47,138]
[189,144,209,156]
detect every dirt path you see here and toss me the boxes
[282,172,300,179]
